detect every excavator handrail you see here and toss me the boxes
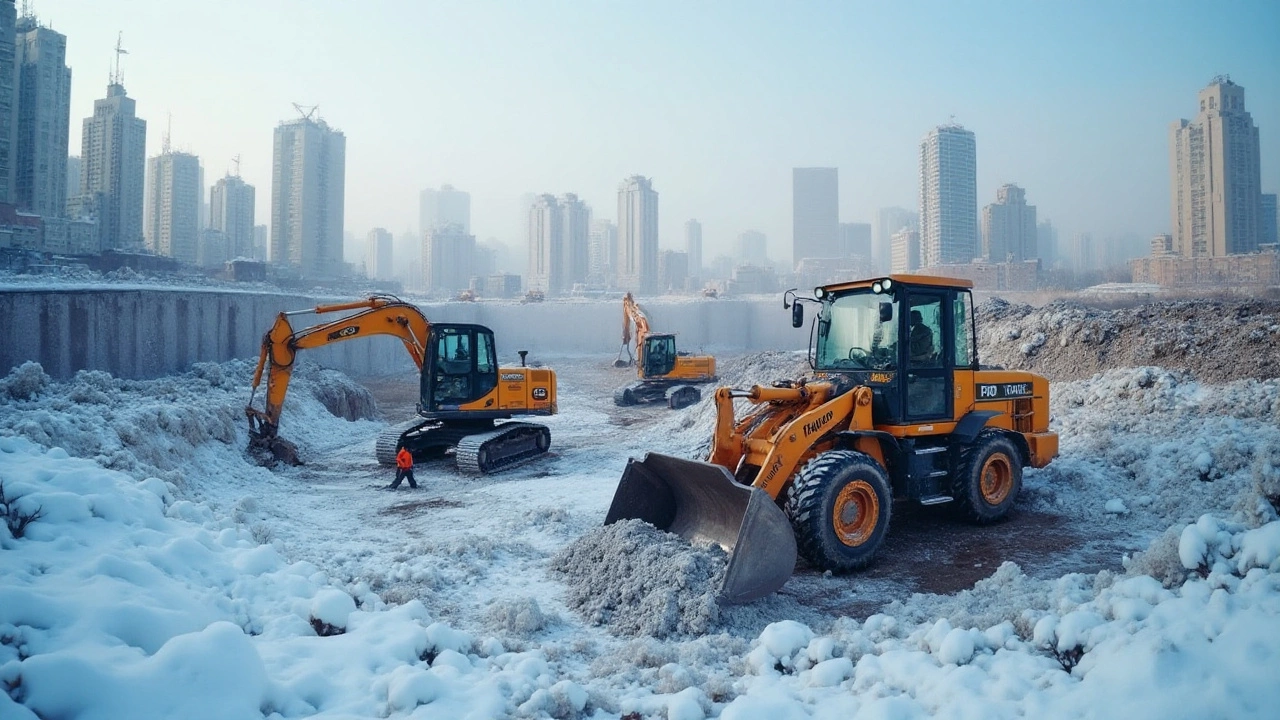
[246,296,430,442]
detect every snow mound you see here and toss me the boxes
[551,518,726,638]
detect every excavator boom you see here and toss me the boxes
[245,296,430,463]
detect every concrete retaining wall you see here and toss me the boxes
[0,287,810,380]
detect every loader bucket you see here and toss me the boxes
[605,452,797,603]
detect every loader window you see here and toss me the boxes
[816,291,898,372]
[954,291,974,367]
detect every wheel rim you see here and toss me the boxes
[979,453,1013,505]
[833,480,879,546]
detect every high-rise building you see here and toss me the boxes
[588,218,617,285]
[1037,219,1059,267]
[659,249,689,292]
[839,222,872,258]
[527,194,563,294]
[270,113,346,277]
[1170,77,1263,257]
[981,184,1037,262]
[420,184,470,234]
[65,156,80,205]
[252,224,268,261]
[14,14,71,217]
[617,175,658,294]
[874,207,918,272]
[919,123,977,267]
[210,174,256,259]
[1260,193,1277,247]
[792,167,838,266]
[424,223,474,293]
[735,230,768,265]
[684,219,703,278]
[144,150,201,264]
[0,1,16,204]
[366,228,393,280]
[890,228,920,273]
[1072,233,1095,273]
[80,81,147,249]
[560,193,590,288]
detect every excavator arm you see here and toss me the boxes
[613,292,651,367]
[246,296,430,462]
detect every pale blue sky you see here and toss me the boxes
[49,0,1280,262]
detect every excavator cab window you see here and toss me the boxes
[422,325,499,412]
[643,336,677,378]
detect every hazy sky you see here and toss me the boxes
[50,0,1280,263]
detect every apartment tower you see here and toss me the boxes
[617,175,659,294]
[1170,77,1263,256]
[919,123,977,267]
[270,112,346,276]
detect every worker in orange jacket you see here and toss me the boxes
[388,446,418,489]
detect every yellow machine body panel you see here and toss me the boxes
[457,366,558,414]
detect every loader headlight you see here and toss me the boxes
[882,278,893,290]
[814,287,826,299]
[872,281,883,293]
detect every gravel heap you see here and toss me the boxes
[975,297,1280,382]
[550,519,727,638]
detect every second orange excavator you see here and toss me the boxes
[612,292,716,409]
[246,295,557,473]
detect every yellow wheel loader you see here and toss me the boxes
[613,292,717,410]
[605,275,1058,602]
[246,295,557,473]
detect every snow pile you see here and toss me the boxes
[977,296,1280,381]
[714,518,1280,717]
[551,518,726,637]
[0,359,380,485]
[0,435,607,719]
[1026,367,1280,541]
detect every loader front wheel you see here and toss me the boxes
[954,431,1023,524]
[785,450,892,572]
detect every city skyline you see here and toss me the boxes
[43,0,1280,264]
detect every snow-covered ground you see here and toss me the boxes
[2,352,1279,719]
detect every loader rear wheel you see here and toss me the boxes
[785,450,892,572]
[954,431,1023,524]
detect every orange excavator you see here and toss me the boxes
[612,292,716,409]
[246,295,557,473]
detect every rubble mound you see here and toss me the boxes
[550,518,726,638]
[976,297,1280,382]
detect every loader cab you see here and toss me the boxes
[813,277,977,425]
[641,334,677,378]
[420,324,499,413]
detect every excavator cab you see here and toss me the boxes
[641,334,677,378]
[421,324,499,412]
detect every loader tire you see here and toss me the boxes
[785,450,892,572]
[954,431,1022,524]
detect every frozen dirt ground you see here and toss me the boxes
[348,355,1135,626]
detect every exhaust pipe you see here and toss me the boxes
[605,452,796,603]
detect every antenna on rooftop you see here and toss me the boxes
[163,112,172,153]
[292,103,319,122]
[111,31,129,86]
[232,154,242,177]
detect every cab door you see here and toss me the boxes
[421,325,499,411]
[902,290,953,421]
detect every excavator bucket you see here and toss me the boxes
[605,452,797,603]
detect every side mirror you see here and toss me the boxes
[791,302,804,328]
[879,302,893,323]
